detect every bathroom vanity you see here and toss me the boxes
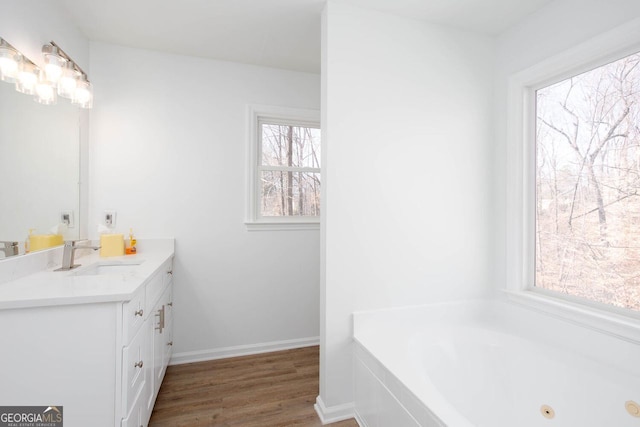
[0,240,175,427]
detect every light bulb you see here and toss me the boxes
[44,62,63,83]
[15,59,38,95]
[34,70,57,105]
[72,78,93,109]
[0,44,19,82]
[42,44,67,83]
[58,63,80,98]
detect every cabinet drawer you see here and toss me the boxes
[122,290,145,345]
[122,325,147,418]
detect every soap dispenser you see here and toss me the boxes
[126,228,137,255]
[24,228,34,254]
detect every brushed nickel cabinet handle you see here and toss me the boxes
[134,309,144,317]
[155,306,165,332]
[167,271,173,276]
[134,360,143,368]
[167,341,173,346]
[167,302,173,307]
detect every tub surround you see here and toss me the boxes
[0,239,174,309]
[353,300,640,427]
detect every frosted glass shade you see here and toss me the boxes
[15,60,39,95]
[42,45,67,83]
[58,63,80,98]
[0,44,19,82]
[72,78,93,109]
[34,70,57,105]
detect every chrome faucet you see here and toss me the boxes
[55,240,100,271]
[0,241,19,258]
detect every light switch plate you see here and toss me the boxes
[104,210,117,227]
[60,210,74,228]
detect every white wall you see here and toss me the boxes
[1,1,89,69]
[88,42,321,360]
[320,1,495,415]
[493,0,640,291]
[496,0,640,75]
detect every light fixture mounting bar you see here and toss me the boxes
[48,40,88,80]
[0,37,37,68]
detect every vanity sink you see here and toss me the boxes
[73,260,144,276]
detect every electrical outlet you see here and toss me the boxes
[104,210,117,227]
[60,210,74,228]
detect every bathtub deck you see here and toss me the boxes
[352,299,640,427]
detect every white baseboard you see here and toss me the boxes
[314,395,355,425]
[169,336,320,365]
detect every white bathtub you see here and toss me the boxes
[353,299,640,427]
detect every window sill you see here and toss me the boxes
[502,289,640,344]
[244,221,320,231]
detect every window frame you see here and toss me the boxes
[505,19,640,342]
[245,104,321,231]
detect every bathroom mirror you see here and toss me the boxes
[0,80,81,258]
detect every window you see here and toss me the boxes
[534,51,640,312]
[259,121,321,217]
[246,105,320,230]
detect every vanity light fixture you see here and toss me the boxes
[0,38,19,82]
[0,37,93,109]
[42,41,93,108]
[0,37,42,97]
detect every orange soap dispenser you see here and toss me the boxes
[126,228,137,255]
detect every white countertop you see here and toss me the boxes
[0,239,174,310]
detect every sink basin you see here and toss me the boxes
[73,260,144,276]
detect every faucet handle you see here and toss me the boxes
[66,240,101,251]
[55,240,96,271]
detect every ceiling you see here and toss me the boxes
[61,0,555,74]
[342,0,555,35]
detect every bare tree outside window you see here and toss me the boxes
[536,51,640,311]
[259,123,321,217]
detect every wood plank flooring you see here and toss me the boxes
[149,346,358,427]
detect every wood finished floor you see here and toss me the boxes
[149,346,357,427]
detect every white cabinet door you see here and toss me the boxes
[122,323,147,418]
[143,318,155,424]
[138,276,173,426]
[121,385,146,427]
[152,300,164,394]
[142,283,173,426]
[163,286,173,367]
[153,285,172,389]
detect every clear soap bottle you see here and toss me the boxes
[24,228,34,254]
